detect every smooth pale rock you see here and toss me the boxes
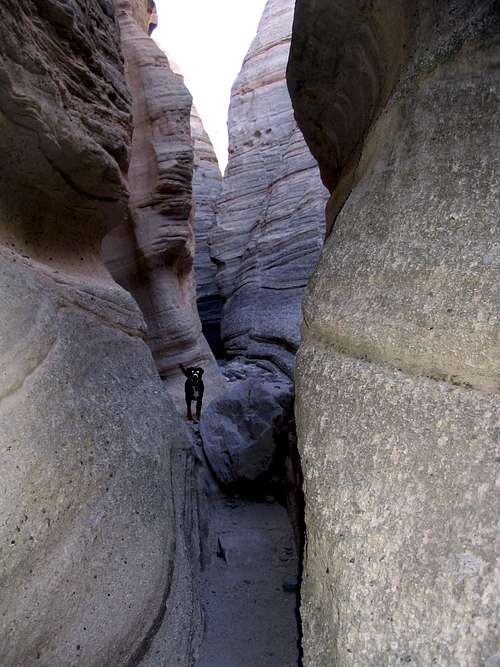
[210,0,328,377]
[191,105,223,357]
[200,371,292,489]
[102,1,221,393]
[288,1,499,664]
[0,1,201,664]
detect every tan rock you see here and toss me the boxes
[288,1,500,663]
[102,0,221,401]
[0,1,201,663]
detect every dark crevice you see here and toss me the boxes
[125,559,175,667]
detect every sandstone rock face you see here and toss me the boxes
[0,1,200,664]
[191,106,223,357]
[288,1,500,664]
[210,0,328,377]
[102,0,220,388]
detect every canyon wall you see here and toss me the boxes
[0,0,201,664]
[191,106,223,357]
[102,1,220,390]
[288,1,500,664]
[210,0,328,377]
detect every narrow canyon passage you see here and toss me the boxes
[181,362,303,667]
[1,0,497,665]
[151,356,303,666]
[182,1,317,660]
[196,474,299,667]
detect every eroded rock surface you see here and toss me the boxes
[210,0,328,377]
[191,105,223,357]
[102,0,220,391]
[288,1,500,664]
[0,1,201,664]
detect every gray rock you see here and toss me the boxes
[282,579,298,593]
[210,0,328,377]
[98,0,114,18]
[191,105,224,356]
[288,1,500,664]
[200,375,292,489]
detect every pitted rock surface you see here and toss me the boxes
[288,1,500,664]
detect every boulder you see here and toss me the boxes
[200,373,292,490]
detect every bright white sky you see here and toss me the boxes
[153,0,268,172]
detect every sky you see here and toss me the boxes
[153,0,269,171]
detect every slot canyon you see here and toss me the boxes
[0,0,498,666]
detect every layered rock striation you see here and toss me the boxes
[102,0,220,388]
[191,106,223,357]
[210,0,328,377]
[0,1,201,664]
[288,1,500,664]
